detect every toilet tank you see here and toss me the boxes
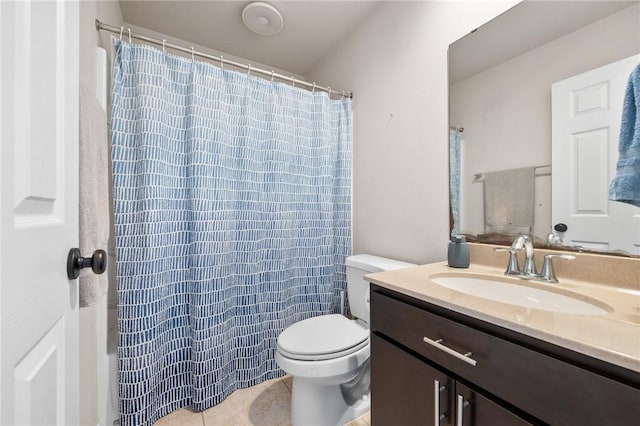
[345,254,416,323]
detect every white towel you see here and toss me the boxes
[484,167,535,235]
[79,82,110,307]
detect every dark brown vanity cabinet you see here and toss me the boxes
[370,285,640,426]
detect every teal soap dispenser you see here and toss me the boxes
[448,235,470,268]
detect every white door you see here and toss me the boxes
[0,1,79,425]
[552,55,640,255]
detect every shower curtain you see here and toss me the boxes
[110,40,352,425]
[449,129,461,237]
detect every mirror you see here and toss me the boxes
[448,0,640,256]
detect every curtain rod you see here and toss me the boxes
[95,19,353,100]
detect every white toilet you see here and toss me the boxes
[275,254,416,426]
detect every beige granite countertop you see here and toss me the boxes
[365,260,640,373]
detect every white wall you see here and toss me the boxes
[80,1,124,99]
[451,4,640,241]
[308,1,518,264]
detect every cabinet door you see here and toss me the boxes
[371,333,453,426]
[456,383,533,426]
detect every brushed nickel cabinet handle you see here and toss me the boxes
[434,380,448,425]
[457,395,464,426]
[423,337,477,367]
[456,394,468,426]
[434,380,440,426]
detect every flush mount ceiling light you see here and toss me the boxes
[242,2,284,36]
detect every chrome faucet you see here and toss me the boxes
[495,235,574,283]
[510,235,537,277]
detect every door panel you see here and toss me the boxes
[13,0,59,220]
[0,1,79,424]
[14,319,66,425]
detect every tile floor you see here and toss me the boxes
[154,375,371,426]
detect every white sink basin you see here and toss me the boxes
[431,276,611,315]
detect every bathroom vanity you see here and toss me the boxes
[367,254,640,425]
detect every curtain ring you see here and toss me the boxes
[291,77,295,88]
[119,26,124,41]
[191,47,195,61]
[271,70,275,82]
[247,64,251,76]
[342,91,346,100]
[162,39,166,53]
[312,82,316,92]
[220,55,223,70]
[127,28,131,43]
[327,87,331,98]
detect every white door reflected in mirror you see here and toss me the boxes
[552,54,640,255]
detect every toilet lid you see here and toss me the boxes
[277,314,369,361]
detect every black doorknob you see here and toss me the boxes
[554,223,568,233]
[67,248,107,280]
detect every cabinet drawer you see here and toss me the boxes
[371,289,640,426]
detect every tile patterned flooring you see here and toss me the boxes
[154,375,371,426]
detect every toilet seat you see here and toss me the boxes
[277,314,369,361]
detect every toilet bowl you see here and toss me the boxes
[276,314,370,426]
[276,255,416,426]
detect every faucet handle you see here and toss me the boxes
[494,247,521,276]
[539,254,575,283]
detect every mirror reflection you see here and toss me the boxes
[448,0,640,256]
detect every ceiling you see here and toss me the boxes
[449,0,638,84]
[119,0,381,76]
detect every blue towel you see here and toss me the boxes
[609,62,640,207]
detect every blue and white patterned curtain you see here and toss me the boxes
[110,40,352,425]
[449,129,461,237]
